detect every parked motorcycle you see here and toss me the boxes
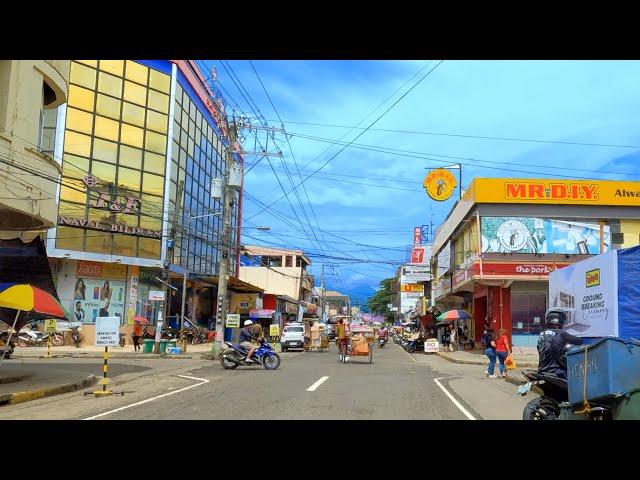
[17,326,63,347]
[220,339,281,370]
[0,331,15,359]
[517,370,613,420]
[119,332,126,347]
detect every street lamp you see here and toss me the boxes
[180,211,222,330]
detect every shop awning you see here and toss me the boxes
[189,274,264,294]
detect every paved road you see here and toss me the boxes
[0,343,532,420]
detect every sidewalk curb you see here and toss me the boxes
[15,353,194,360]
[436,352,538,368]
[0,375,98,406]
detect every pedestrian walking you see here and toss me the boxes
[485,328,498,378]
[442,328,450,349]
[449,324,457,352]
[495,328,512,378]
[132,320,142,352]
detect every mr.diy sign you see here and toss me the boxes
[57,175,162,239]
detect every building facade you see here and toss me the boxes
[431,177,640,349]
[0,60,70,240]
[45,60,246,340]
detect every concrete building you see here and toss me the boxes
[0,60,70,240]
[44,60,254,342]
[430,177,640,350]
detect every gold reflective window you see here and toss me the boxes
[55,226,85,251]
[92,138,118,163]
[120,123,144,148]
[138,237,161,259]
[140,215,161,230]
[149,69,170,93]
[64,131,91,157]
[99,60,124,77]
[97,72,123,98]
[140,193,162,215]
[143,151,165,175]
[146,110,167,134]
[76,60,98,68]
[114,213,139,228]
[94,115,120,142]
[121,102,145,128]
[113,235,137,257]
[70,62,96,90]
[59,177,86,204]
[123,80,147,106]
[117,167,141,192]
[85,233,112,255]
[62,155,90,180]
[68,85,95,112]
[65,108,94,135]
[147,89,169,114]
[90,160,117,183]
[145,130,166,155]
[88,208,112,224]
[58,201,86,217]
[96,94,121,120]
[119,145,142,169]
[125,61,148,85]
[142,172,164,196]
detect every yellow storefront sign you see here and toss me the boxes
[423,168,457,201]
[401,284,424,293]
[472,178,640,206]
[269,324,280,337]
[44,319,57,333]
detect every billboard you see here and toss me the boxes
[481,217,610,254]
[436,241,451,277]
[549,250,618,337]
[471,178,640,206]
[402,265,431,283]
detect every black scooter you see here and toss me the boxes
[518,370,613,420]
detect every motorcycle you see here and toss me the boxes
[220,338,281,370]
[378,336,387,348]
[0,331,15,359]
[518,370,613,420]
[70,326,82,348]
[17,326,63,347]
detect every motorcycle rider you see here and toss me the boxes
[377,325,388,344]
[537,310,584,379]
[239,320,260,364]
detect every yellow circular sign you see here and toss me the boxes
[423,168,457,201]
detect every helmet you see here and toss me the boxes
[545,310,567,328]
[243,320,253,326]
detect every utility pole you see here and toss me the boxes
[215,120,238,353]
[320,264,325,322]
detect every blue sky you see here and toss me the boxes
[204,60,640,306]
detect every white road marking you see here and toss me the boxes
[83,375,209,420]
[306,376,329,392]
[433,377,476,420]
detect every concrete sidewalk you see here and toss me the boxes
[434,349,539,368]
[0,360,154,408]
[12,343,214,359]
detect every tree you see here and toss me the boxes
[367,277,396,323]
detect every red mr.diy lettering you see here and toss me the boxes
[505,182,599,201]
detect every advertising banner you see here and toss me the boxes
[72,278,126,324]
[548,250,618,337]
[402,265,431,283]
[436,242,451,278]
[481,217,610,254]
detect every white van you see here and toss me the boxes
[281,323,305,351]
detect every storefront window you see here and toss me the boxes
[511,293,546,336]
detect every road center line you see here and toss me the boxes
[306,376,329,392]
[83,374,209,420]
[433,377,476,420]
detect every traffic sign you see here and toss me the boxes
[95,317,119,347]
[226,314,240,328]
[44,319,57,333]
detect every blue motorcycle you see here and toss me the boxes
[220,338,281,370]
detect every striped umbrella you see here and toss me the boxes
[437,309,470,321]
[0,283,66,367]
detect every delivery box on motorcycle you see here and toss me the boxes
[567,337,640,405]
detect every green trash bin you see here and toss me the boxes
[142,339,154,354]
[159,340,168,354]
